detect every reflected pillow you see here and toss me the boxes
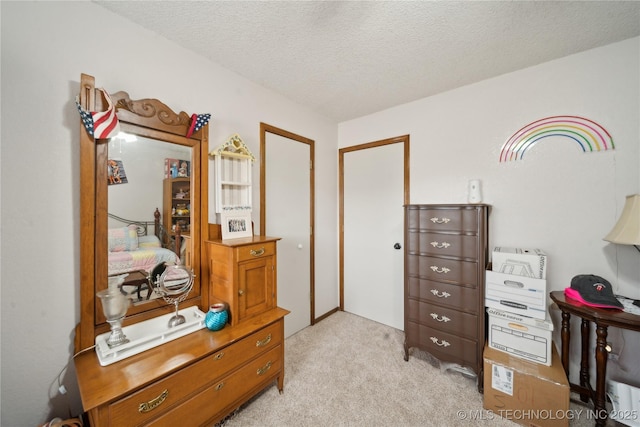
[108,225,139,252]
[138,235,162,248]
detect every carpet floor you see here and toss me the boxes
[221,310,613,426]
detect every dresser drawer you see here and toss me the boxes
[405,321,478,369]
[406,206,479,233]
[407,255,479,286]
[406,277,478,314]
[149,345,283,426]
[236,242,275,262]
[406,299,479,340]
[108,322,282,426]
[407,231,479,260]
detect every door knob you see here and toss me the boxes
[394,243,402,250]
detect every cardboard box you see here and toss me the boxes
[484,344,569,427]
[485,270,547,320]
[487,308,554,366]
[492,247,547,279]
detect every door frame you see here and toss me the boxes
[260,122,316,325]
[339,135,410,310]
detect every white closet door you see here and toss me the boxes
[343,143,405,330]
[265,133,311,338]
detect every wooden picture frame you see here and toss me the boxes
[221,211,253,240]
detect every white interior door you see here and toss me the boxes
[265,132,311,338]
[343,142,405,330]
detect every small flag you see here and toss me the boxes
[76,99,95,136]
[186,113,211,138]
[75,88,120,139]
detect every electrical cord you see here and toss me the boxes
[51,345,96,419]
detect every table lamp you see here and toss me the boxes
[603,194,640,252]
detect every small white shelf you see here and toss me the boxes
[95,306,206,366]
[210,134,255,216]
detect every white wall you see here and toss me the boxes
[2,1,639,425]
[339,38,640,386]
[0,2,337,425]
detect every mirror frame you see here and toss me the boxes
[75,73,209,352]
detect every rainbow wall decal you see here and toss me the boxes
[499,115,614,162]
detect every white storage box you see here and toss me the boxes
[492,247,547,279]
[485,270,547,319]
[487,307,554,366]
[607,380,640,426]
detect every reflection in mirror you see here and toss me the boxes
[107,133,192,306]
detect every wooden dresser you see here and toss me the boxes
[403,204,489,391]
[75,308,288,427]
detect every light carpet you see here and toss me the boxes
[221,311,610,427]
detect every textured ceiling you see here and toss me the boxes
[95,1,640,122]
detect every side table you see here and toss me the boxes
[116,270,151,300]
[549,291,640,427]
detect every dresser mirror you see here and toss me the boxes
[76,73,209,352]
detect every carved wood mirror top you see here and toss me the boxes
[76,73,209,352]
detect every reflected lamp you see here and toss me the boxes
[604,194,640,252]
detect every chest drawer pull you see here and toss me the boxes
[257,361,272,376]
[430,266,450,274]
[430,241,451,249]
[430,337,451,347]
[138,389,168,413]
[213,352,224,360]
[215,382,225,391]
[430,289,451,298]
[430,313,451,323]
[256,334,272,347]
[430,217,451,224]
[250,247,265,257]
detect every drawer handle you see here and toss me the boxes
[256,334,272,347]
[430,217,451,224]
[430,313,451,323]
[213,352,224,360]
[250,247,265,257]
[238,289,245,296]
[430,241,451,249]
[138,389,168,413]
[215,382,225,391]
[430,289,451,298]
[430,337,451,347]
[257,361,273,376]
[430,266,450,274]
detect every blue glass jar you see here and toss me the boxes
[205,303,228,331]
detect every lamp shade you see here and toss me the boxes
[603,194,640,245]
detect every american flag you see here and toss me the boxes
[186,113,211,138]
[75,88,120,139]
[76,98,95,136]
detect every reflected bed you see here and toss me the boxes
[107,210,180,277]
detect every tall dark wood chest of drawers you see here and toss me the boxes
[403,204,489,391]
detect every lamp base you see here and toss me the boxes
[106,326,130,348]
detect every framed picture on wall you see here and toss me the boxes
[221,212,253,240]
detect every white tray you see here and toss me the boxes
[95,306,206,366]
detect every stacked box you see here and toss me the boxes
[483,344,570,427]
[492,247,547,279]
[485,270,547,320]
[487,308,554,366]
